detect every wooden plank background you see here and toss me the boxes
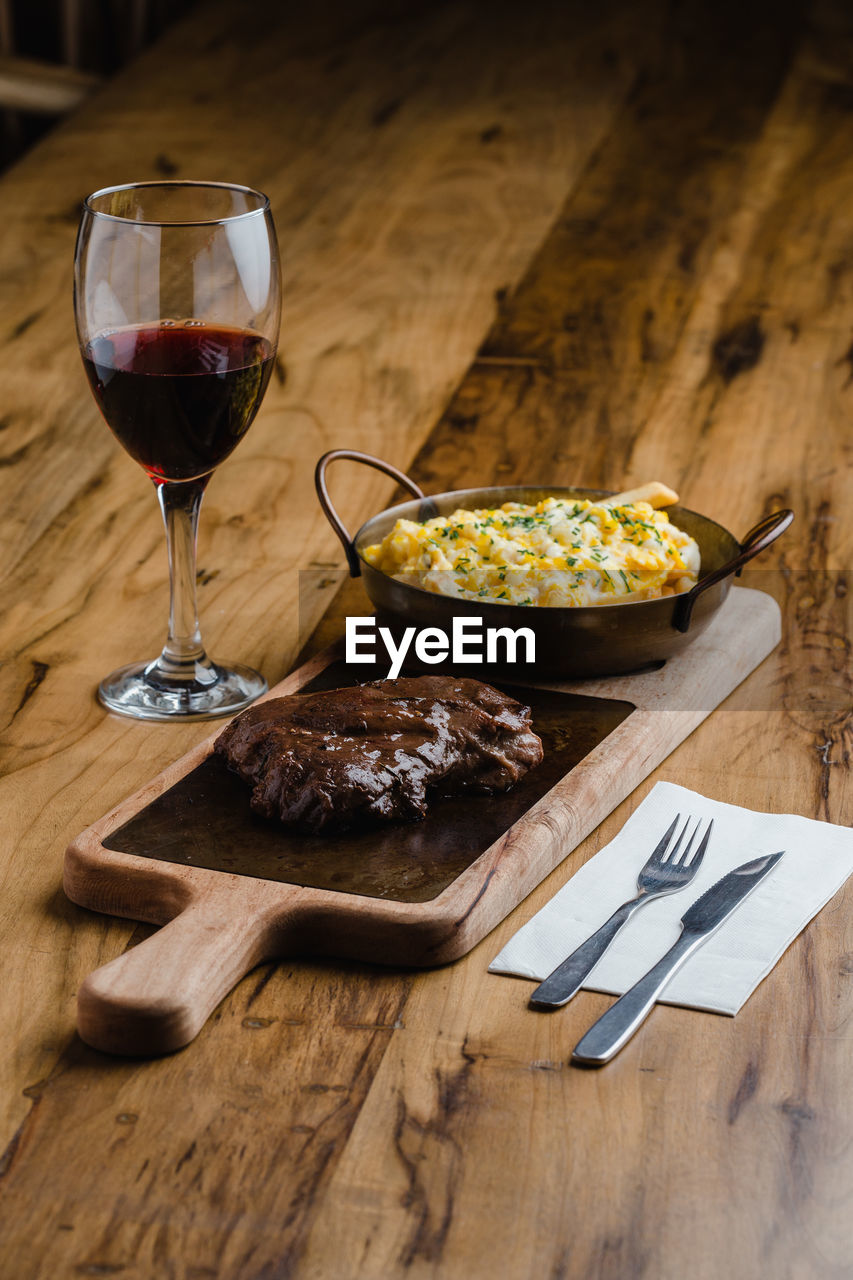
[0,0,850,1275]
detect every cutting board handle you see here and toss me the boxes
[76,887,283,1056]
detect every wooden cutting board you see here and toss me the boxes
[64,586,780,1056]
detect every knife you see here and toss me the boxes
[571,851,784,1066]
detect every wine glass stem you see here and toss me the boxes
[151,477,213,682]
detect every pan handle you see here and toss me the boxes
[672,508,793,633]
[315,449,425,578]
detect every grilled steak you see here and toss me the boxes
[215,676,543,833]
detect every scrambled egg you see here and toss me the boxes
[362,496,700,607]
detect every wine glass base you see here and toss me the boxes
[98,661,267,722]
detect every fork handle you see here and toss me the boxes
[529,897,643,1009]
[571,929,702,1065]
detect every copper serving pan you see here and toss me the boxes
[316,450,793,678]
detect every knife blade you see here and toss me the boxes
[571,851,784,1066]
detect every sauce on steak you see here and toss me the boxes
[215,676,543,833]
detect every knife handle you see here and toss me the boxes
[529,897,641,1009]
[571,929,701,1065]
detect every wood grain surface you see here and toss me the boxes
[0,0,850,1276]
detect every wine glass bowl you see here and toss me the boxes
[75,181,281,720]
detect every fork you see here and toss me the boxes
[529,814,713,1009]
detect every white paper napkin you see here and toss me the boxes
[489,781,853,1015]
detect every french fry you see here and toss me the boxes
[607,481,679,508]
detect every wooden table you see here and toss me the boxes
[1,0,850,1274]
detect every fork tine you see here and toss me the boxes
[664,814,692,863]
[648,814,680,863]
[675,817,701,865]
[683,818,713,871]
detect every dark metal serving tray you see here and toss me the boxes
[103,665,633,903]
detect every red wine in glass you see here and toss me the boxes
[83,322,275,482]
[74,180,281,721]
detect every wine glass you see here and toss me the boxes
[74,180,281,721]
